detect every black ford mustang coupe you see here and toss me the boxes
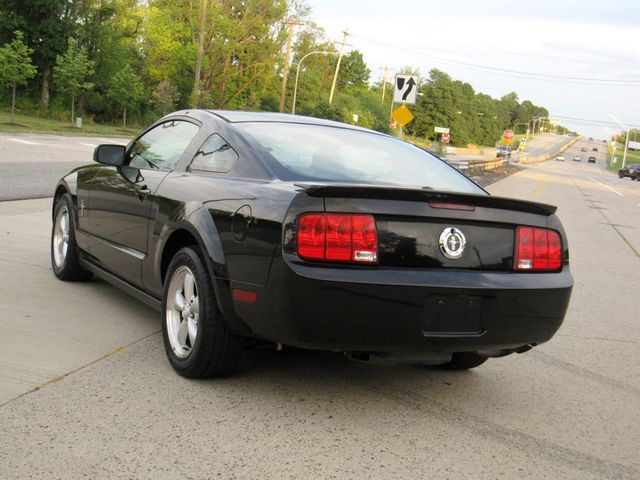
[51,110,573,377]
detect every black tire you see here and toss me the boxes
[438,352,488,370]
[162,246,243,378]
[618,172,624,178]
[51,193,92,281]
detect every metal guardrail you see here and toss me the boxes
[447,137,578,172]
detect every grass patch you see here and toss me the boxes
[0,110,140,137]
[609,144,640,171]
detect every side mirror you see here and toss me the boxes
[94,144,126,166]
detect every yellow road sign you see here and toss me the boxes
[391,104,414,127]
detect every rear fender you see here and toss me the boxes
[154,204,251,335]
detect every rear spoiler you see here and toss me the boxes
[294,183,557,216]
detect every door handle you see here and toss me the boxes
[136,186,151,201]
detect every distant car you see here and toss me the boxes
[618,164,640,180]
[580,147,587,152]
[588,156,596,163]
[555,155,565,162]
[50,110,574,377]
[592,147,598,152]
[496,145,512,159]
[573,156,581,162]
[589,137,593,141]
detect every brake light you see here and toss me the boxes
[297,213,378,264]
[515,226,562,271]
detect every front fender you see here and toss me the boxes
[52,171,79,221]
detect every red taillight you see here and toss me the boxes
[297,213,378,264]
[515,226,562,271]
[297,214,325,260]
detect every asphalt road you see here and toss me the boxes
[0,133,128,201]
[1,137,639,479]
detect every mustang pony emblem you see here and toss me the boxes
[439,227,466,259]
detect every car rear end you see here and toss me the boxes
[251,187,571,360]
[232,120,573,362]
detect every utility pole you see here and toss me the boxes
[328,30,350,105]
[622,128,629,168]
[279,17,303,113]
[191,0,207,108]
[379,66,390,103]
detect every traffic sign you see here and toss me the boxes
[393,75,418,104]
[390,120,397,129]
[441,133,450,143]
[391,104,414,127]
[434,126,449,134]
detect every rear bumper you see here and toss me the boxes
[233,256,573,354]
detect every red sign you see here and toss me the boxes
[503,129,514,140]
[442,133,450,143]
[390,120,397,129]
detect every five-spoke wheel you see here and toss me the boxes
[166,266,200,359]
[51,193,92,281]
[161,246,243,378]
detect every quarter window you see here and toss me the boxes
[190,134,238,173]
[128,120,199,171]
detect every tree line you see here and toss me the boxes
[1,0,554,146]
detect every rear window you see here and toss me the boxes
[235,123,484,194]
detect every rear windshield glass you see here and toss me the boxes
[235,122,485,194]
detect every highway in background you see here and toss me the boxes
[0,135,638,479]
[1,132,577,202]
[445,133,574,164]
[0,133,129,201]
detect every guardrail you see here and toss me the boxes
[447,137,578,172]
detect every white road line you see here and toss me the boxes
[6,138,40,145]
[588,176,623,197]
[80,143,97,147]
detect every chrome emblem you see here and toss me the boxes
[439,227,466,259]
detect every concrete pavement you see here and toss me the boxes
[1,145,639,479]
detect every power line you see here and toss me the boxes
[350,34,640,87]
[550,115,640,129]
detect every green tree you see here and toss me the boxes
[53,37,95,124]
[108,64,143,127]
[336,50,370,90]
[152,79,181,115]
[0,31,37,122]
[0,0,78,108]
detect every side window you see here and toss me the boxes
[190,134,238,173]
[128,120,199,171]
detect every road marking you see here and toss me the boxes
[80,142,97,147]
[588,176,623,197]
[6,138,40,145]
[533,173,547,200]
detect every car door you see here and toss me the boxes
[84,119,200,287]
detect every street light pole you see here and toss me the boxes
[622,128,629,168]
[328,30,349,105]
[512,122,528,135]
[291,51,336,115]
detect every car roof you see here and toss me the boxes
[204,110,377,133]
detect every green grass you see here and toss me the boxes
[608,143,640,171]
[0,110,140,137]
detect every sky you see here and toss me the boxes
[304,0,640,139]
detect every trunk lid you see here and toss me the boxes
[293,183,557,271]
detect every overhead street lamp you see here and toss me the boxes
[529,117,548,137]
[291,50,338,115]
[512,122,528,135]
